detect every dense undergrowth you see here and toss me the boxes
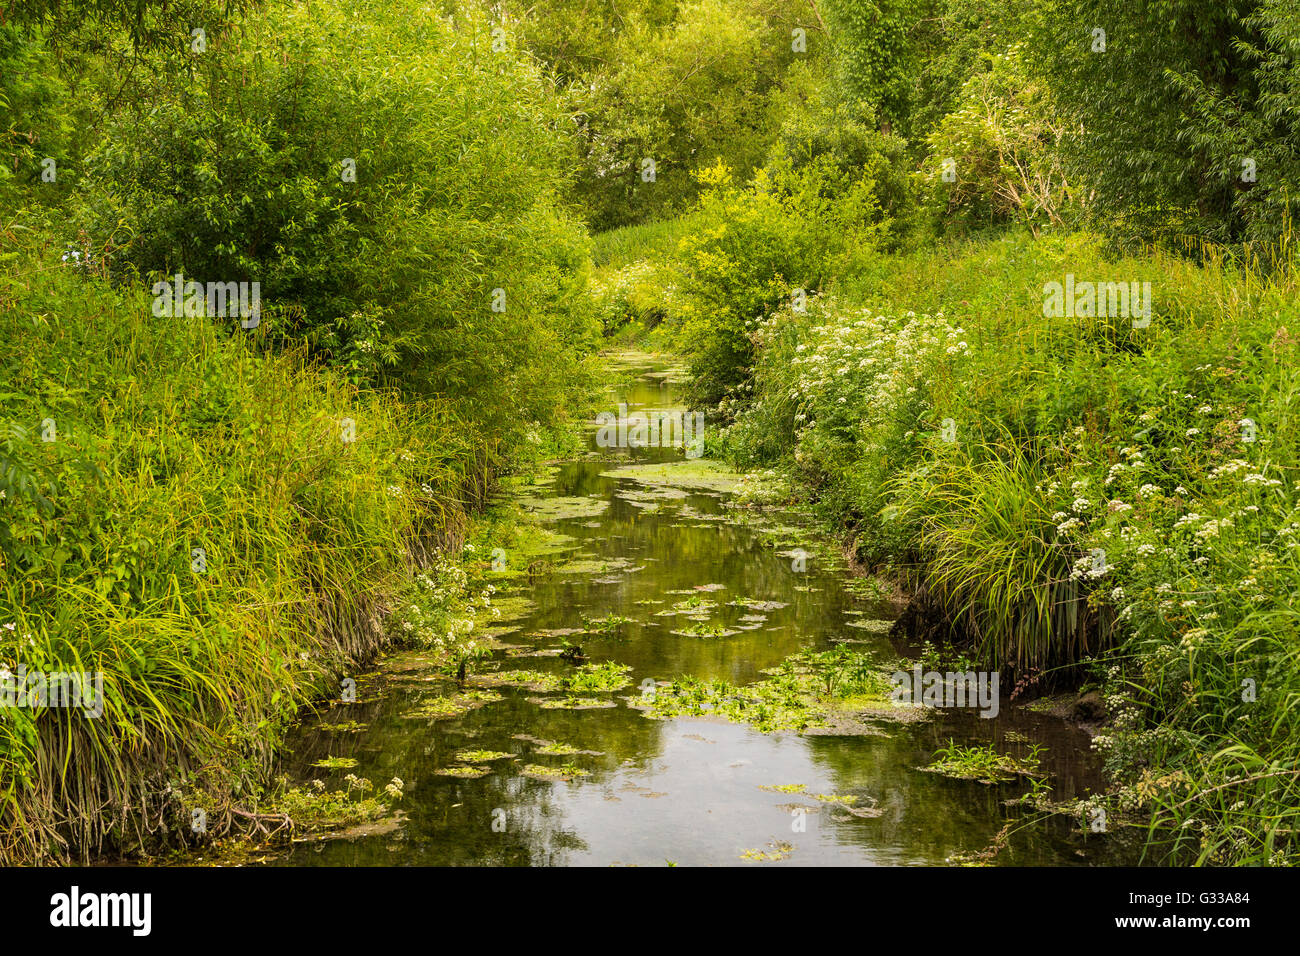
[6,0,1300,869]
[617,217,1300,864]
[0,226,545,862]
[729,233,1300,863]
[0,0,597,863]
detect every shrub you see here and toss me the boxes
[77,0,598,442]
[918,47,1073,232]
[675,158,886,406]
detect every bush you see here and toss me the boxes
[590,261,669,336]
[674,157,887,407]
[77,0,597,442]
[918,47,1072,232]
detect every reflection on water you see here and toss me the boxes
[271,355,1142,866]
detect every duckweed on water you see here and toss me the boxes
[667,595,717,614]
[812,792,857,805]
[435,765,492,779]
[844,619,892,633]
[843,577,896,600]
[516,495,610,521]
[598,460,744,493]
[472,661,632,693]
[488,595,537,624]
[555,555,635,575]
[633,648,900,733]
[532,696,618,710]
[535,742,601,756]
[726,598,789,612]
[670,622,737,638]
[740,840,794,862]
[400,690,503,720]
[521,763,590,781]
[470,669,555,690]
[635,675,815,732]
[312,756,359,770]
[454,750,515,763]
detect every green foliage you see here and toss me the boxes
[674,158,887,407]
[726,229,1300,862]
[1031,0,1294,245]
[822,0,923,132]
[273,774,404,831]
[590,261,670,336]
[0,25,78,204]
[4,0,251,54]
[919,47,1072,231]
[591,215,702,270]
[0,226,487,863]
[570,0,793,229]
[768,57,915,233]
[509,0,680,83]
[78,0,597,440]
[927,740,1047,783]
[908,0,1035,143]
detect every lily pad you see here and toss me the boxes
[599,459,744,493]
[454,750,516,763]
[311,756,359,770]
[400,690,503,720]
[530,696,618,710]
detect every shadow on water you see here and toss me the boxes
[268,352,1145,866]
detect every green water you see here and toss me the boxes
[269,354,1142,866]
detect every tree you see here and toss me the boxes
[1032,0,1288,245]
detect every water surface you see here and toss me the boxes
[271,354,1140,866]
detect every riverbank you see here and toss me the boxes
[157,351,1135,867]
[700,233,1300,866]
[0,238,580,865]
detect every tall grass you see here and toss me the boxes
[590,214,702,270]
[0,229,494,862]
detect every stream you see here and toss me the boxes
[267,353,1142,866]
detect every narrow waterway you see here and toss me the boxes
[268,353,1141,866]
